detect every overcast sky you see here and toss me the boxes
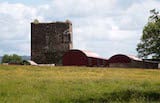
[0,0,160,58]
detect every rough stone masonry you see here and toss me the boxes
[31,20,73,64]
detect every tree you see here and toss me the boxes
[149,9,159,22]
[1,54,22,64]
[10,54,22,64]
[1,54,11,63]
[137,9,160,59]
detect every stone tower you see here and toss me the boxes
[31,20,73,64]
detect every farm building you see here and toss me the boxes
[62,49,108,67]
[109,54,158,69]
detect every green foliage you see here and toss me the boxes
[0,66,160,103]
[1,54,11,63]
[1,54,22,64]
[137,9,160,59]
[149,9,159,22]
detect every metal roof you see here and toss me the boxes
[82,50,100,58]
[109,54,142,61]
[70,49,102,58]
[127,55,142,61]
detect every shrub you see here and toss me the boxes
[1,54,22,64]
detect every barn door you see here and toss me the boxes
[97,59,100,67]
[88,58,92,66]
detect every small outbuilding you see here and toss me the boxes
[62,49,108,67]
[109,54,158,69]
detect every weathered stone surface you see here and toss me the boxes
[31,20,73,64]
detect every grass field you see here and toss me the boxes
[0,65,160,103]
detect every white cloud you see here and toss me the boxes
[0,2,44,55]
[50,0,117,17]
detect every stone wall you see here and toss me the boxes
[31,20,73,64]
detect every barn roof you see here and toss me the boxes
[82,50,100,58]
[110,54,142,61]
[70,49,102,58]
[127,55,142,61]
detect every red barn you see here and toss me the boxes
[62,49,108,67]
[109,54,158,69]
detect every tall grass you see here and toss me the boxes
[0,65,160,103]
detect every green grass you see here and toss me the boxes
[0,65,160,103]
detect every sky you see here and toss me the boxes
[0,0,160,58]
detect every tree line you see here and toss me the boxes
[1,54,22,64]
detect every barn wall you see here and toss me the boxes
[144,62,158,69]
[62,51,88,66]
[109,60,158,69]
[130,60,158,69]
[130,60,144,68]
[88,57,97,67]
[87,57,108,67]
[109,63,132,68]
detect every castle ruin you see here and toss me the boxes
[31,20,73,64]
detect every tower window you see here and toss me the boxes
[62,29,71,43]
